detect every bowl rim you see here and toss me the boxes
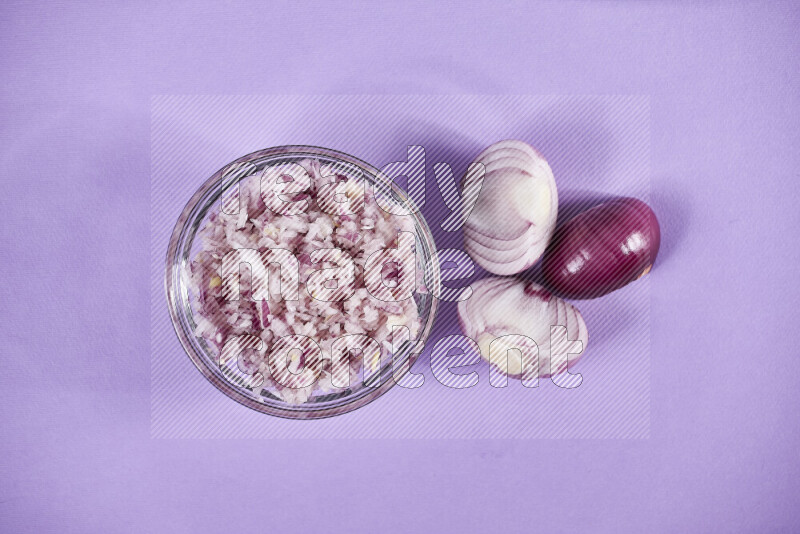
[164,144,441,420]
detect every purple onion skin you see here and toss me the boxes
[542,197,660,299]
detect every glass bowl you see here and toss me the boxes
[165,145,440,419]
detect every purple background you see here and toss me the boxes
[2,1,799,532]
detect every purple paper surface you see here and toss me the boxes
[2,1,799,533]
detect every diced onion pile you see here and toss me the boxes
[186,159,422,405]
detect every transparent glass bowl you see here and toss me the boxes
[165,146,440,419]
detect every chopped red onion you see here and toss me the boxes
[188,158,422,404]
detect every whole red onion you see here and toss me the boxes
[542,197,660,299]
